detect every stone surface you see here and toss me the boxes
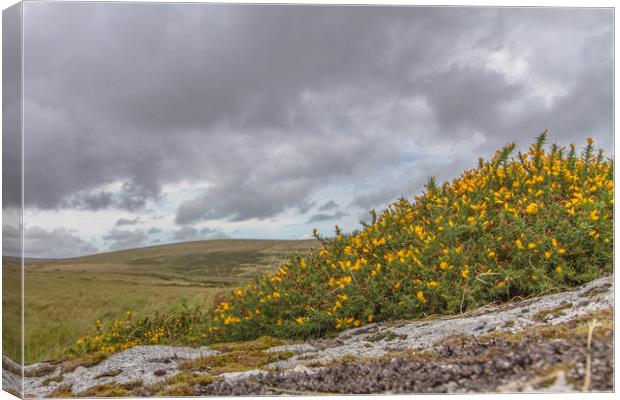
[10,345,218,398]
[265,343,317,354]
[219,369,265,382]
[266,275,614,370]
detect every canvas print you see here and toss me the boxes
[2,2,614,397]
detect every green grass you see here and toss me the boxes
[2,257,22,363]
[3,239,317,364]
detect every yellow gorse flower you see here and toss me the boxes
[417,290,426,303]
[525,203,539,214]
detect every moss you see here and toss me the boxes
[573,313,613,337]
[166,371,214,386]
[94,369,122,379]
[148,371,214,396]
[41,375,64,386]
[305,361,325,368]
[61,352,108,373]
[154,383,196,397]
[336,354,358,363]
[366,331,407,343]
[502,320,515,328]
[180,350,294,375]
[532,301,573,321]
[482,326,563,344]
[209,336,289,352]
[49,384,74,398]
[76,380,144,397]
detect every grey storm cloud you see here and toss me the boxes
[16,3,612,228]
[318,200,338,212]
[115,217,140,226]
[2,4,22,209]
[175,179,328,224]
[147,227,162,235]
[307,211,348,224]
[102,228,148,251]
[2,224,98,258]
[171,226,229,242]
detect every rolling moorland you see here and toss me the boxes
[2,239,318,364]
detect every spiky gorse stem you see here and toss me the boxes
[69,134,613,354]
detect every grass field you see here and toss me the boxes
[2,258,22,363]
[3,239,318,364]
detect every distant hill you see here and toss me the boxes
[4,239,319,364]
[23,239,319,283]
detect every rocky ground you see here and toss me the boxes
[3,275,614,397]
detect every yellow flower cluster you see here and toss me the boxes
[68,306,210,357]
[72,133,613,354]
[201,133,611,344]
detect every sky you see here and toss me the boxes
[1,3,614,258]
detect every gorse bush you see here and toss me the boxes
[69,133,613,356]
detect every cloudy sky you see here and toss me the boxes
[2,3,613,258]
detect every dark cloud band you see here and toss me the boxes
[15,4,613,228]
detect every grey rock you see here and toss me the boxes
[16,345,218,398]
[220,369,265,382]
[265,343,316,354]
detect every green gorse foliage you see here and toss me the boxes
[69,133,613,356]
